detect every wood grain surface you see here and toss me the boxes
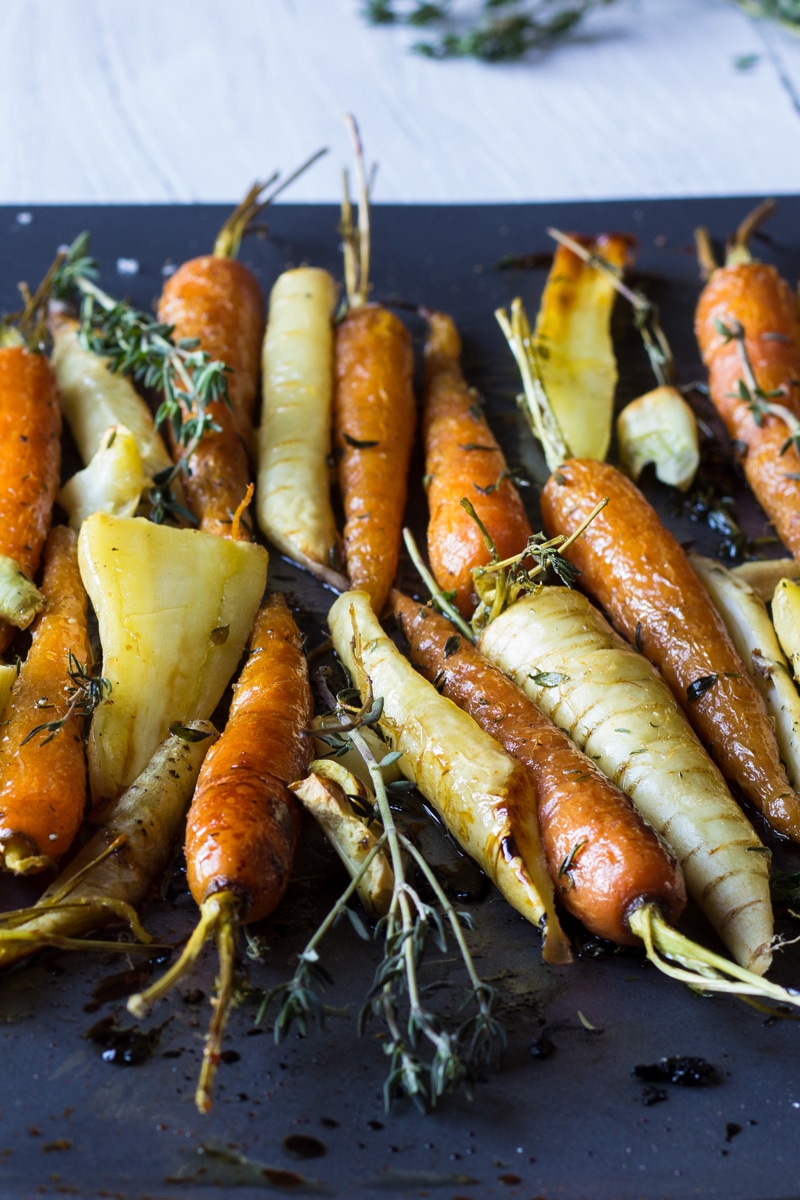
[2,0,800,204]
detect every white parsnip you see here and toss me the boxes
[478,587,774,975]
[773,578,800,684]
[258,268,345,588]
[58,425,149,530]
[691,554,800,790]
[617,385,699,491]
[50,313,172,480]
[78,513,267,809]
[732,558,800,602]
[0,554,43,629]
[328,590,571,965]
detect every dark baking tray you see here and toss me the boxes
[2,200,800,1200]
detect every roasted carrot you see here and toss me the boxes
[540,458,800,840]
[128,591,313,1113]
[157,207,265,539]
[0,344,61,653]
[695,207,800,561]
[332,117,416,614]
[423,311,532,617]
[391,590,685,946]
[0,525,90,873]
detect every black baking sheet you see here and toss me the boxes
[2,200,800,1200]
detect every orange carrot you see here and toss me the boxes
[423,311,532,617]
[157,204,266,540]
[128,591,313,1113]
[391,590,685,946]
[0,346,61,652]
[695,253,800,560]
[0,525,90,873]
[540,458,800,840]
[333,304,415,613]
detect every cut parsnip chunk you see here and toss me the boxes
[0,555,43,628]
[328,590,571,965]
[0,662,17,718]
[617,385,699,491]
[773,578,800,684]
[292,767,394,918]
[58,425,149,530]
[732,558,800,603]
[258,268,345,588]
[533,234,628,461]
[50,313,173,480]
[692,554,800,790]
[78,513,268,808]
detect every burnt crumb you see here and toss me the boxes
[641,1085,668,1106]
[633,1056,719,1087]
[725,1122,743,1142]
[84,1014,170,1066]
[529,1033,555,1060]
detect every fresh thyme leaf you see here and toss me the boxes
[444,635,461,658]
[458,443,496,452]
[687,674,718,703]
[529,670,568,687]
[169,724,214,743]
[769,869,800,905]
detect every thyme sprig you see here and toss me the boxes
[715,317,800,457]
[22,652,111,747]
[51,234,232,515]
[362,0,614,62]
[259,673,504,1111]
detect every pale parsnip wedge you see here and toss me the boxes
[691,554,800,790]
[78,513,267,809]
[292,767,394,918]
[258,268,346,589]
[50,312,173,480]
[328,590,571,965]
[617,385,699,491]
[733,558,800,603]
[478,588,773,975]
[533,234,628,461]
[773,578,800,684]
[0,661,17,717]
[0,555,43,628]
[58,425,149,530]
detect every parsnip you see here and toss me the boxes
[328,590,571,965]
[78,513,267,809]
[617,385,699,491]
[58,425,149,530]
[0,555,43,628]
[732,558,800,602]
[533,234,628,461]
[292,766,394,918]
[258,268,345,588]
[50,313,172,480]
[773,578,800,683]
[479,588,773,975]
[691,554,800,789]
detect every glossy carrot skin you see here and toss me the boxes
[0,526,90,869]
[0,347,61,651]
[424,312,532,617]
[391,591,686,944]
[541,458,800,838]
[333,304,415,613]
[695,262,800,560]
[185,593,313,923]
[158,256,265,539]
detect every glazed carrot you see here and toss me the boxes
[423,311,532,617]
[695,210,800,561]
[129,591,313,1113]
[157,207,265,539]
[0,344,61,652]
[334,305,415,612]
[391,590,686,946]
[0,525,90,874]
[540,458,800,839]
[332,117,416,614]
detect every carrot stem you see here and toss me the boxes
[196,892,240,1114]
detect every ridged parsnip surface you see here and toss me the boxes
[479,588,773,975]
[328,590,571,965]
